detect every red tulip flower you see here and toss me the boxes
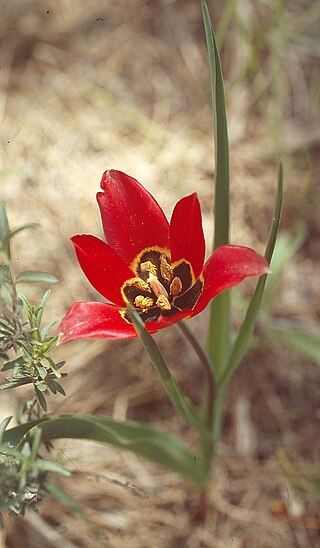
[59,170,268,342]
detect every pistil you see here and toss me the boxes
[147,272,169,299]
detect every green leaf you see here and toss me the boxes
[202,0,231,376]
[30,426,42,460]
[220,163,284,385]
[1,356,25,371]
[46,376,59,394]
[15,271,58,285]
[34,386,47,412]
[37,337,58,354]
[0,317,14,330]
[3,414,207,488]
[270,325,320,366]
[41,320,57,340]
[36,364,48,379]
[44,356,62,378]
[35,459,71,476]
[50,380,66,396]
[1,378,33,389]
[0,416,12,443]
[128,307,207,435]
[35,289,52,326]
[18,293,32,317]
[0,203,11,259]
[201,1,230,248]
[38,289,51,310]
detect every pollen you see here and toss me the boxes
[140,260,157,276]
[156,294,171,311]
[170,276,182,296]
[126,278,151,292]
[134,295,154,311]
[160,253,173,282]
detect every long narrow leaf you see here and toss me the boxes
[0,416,12,443]
[15,271,58,285]
[220,163,283,385]
[129,307,207,434]
[0,203,10,259]
[202,0,231,375]
[3,414,207,488]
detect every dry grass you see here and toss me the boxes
[1,0,320,546]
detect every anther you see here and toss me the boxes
[126,278,151,292]
[140,260,157,276]
[134,295,154,311]
[160,253,173,283]
[170,276,182,296]
[156,294,171,311]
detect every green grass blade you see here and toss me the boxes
[129,307,207,434]
[220,163,284,385]
[201,0,230,249]
[202,1,231,375]
[3,414,207,488]
[0,203,10,259]
[0,416,12,443]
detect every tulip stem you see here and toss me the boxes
[212,379,227,455]
[128,307,207,434]
[178,320,215,430]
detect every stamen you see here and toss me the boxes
[160,253,173,283]
[140,260,157,276]
[170,276,182,296]
[134,295,154,311]
[126,278,151,292]
[156,294,171,311]
[148,272,169,299]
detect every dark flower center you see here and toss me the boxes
[120,248,203,323]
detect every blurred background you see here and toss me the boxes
[1,0,319,546]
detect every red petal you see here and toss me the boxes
[170,193,205,279]
[59,302,136,342]
[59,302,191,343]
[72,235,134,306]
[97,170,170,265]
[192,245,269,316]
